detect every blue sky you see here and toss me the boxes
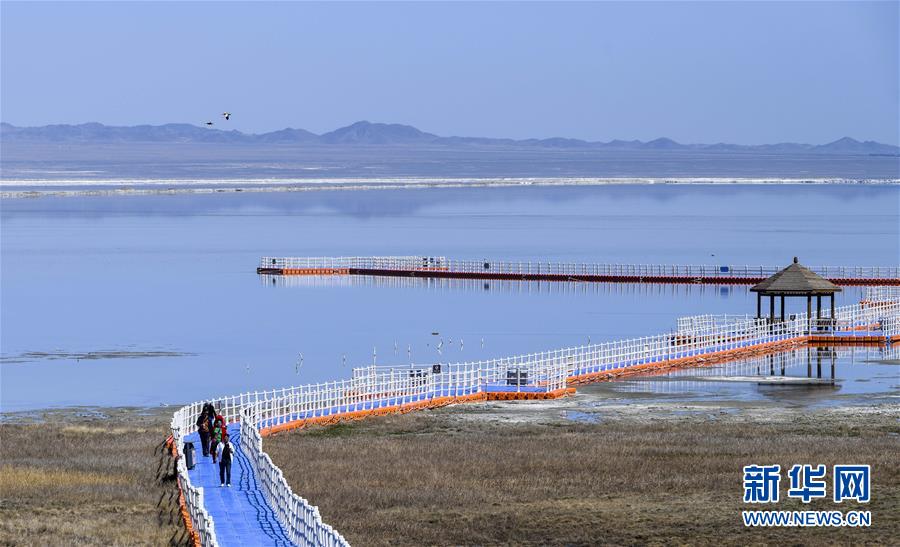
[1,1,897,144]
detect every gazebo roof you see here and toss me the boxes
[750,257,842,296]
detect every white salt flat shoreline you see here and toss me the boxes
[1,176,897,198]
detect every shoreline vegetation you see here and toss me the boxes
[1,177,898,199]
[0,406,188,546]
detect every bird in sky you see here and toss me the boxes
[205,121,214,126]
[222,112,231,121]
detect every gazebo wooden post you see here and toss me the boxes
[806,295,812,333]
[780,295,785,322]
[816,295,822,330]
[830,295,836,331]
[769,295,775,323]
[756,293,761,318]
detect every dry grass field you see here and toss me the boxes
[1,401,895,546]
[266,403,900,546]
[0,407,188,546]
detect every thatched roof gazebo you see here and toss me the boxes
[750,257,841,325]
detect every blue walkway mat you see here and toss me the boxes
[184,424,292,546]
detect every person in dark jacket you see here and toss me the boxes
[202,402,216,434]
[196,410,210,457]
[216,433,235,487]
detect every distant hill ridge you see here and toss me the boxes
[1,120,897,154]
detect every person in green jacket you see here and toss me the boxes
[210,423,222,463]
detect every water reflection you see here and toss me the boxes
[260,273,753,298]
[2,184,898,226]
[602,345,898,406]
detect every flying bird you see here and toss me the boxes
[205,121,214,126]
[222,112,231,121]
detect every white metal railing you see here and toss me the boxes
[259,256,900,280]
[882,315,900,339]
[172,299,899,546]
[240,401,350,547]
[260,256,447,271]
[677,314,755,334]
[170,403,218,546]
[863,286,900,303]
[827,301,899,333]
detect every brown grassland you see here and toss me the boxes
[0,407,188,546]
[0,401,896,546]
[266,403,900,546]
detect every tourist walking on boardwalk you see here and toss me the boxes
[212,410,225,455]
[196,410,210,457]
[202,402,216,434]
[217,433,235,487]
[210,420,223,463]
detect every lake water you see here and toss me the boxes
[3,143,899,180]
[1,184,897,410]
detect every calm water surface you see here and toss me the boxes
[1,185,897,410]
[582,345,899,409]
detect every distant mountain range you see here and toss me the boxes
[2,121,898,155]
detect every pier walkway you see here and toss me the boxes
[169,297,900,547]
[258,256,900,286]
[182,424,291,546]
